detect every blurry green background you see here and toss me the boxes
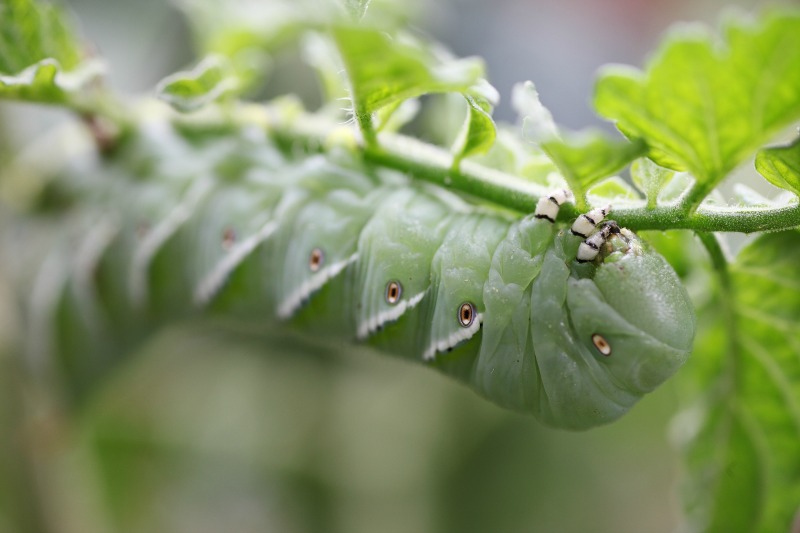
[0,0,794,531]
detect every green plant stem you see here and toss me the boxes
[364,137,546,213]
[680,180,718,215]
[256,105,800,233]
[354,105,378,147]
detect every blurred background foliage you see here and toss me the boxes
[1,0,797,532]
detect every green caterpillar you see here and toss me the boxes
[3,120,696,429]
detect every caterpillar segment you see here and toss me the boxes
[420,213,509,365]
[3,124,696,428]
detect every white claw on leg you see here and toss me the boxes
[534,189,574,223]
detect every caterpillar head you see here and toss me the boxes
[554,229,695,428]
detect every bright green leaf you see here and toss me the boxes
[631,158,675,209]
[451,80,499,166]
[156,55,240,113]
[0,0,82,73]
[0,0,103,105]
[332,26,485,142]
[680,230,800,533]
[755,136,800,198]
[541,132,646,203]
[595,11,800,201]
[511,81,645,208]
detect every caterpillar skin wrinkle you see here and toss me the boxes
[1,122,696,429]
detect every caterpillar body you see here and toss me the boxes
[2,122,695,429]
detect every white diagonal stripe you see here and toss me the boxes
[277,253,359,319]
[129,178,213,308]
[193,220,278,307]
[422,313,483,361]
[357,289,427,340]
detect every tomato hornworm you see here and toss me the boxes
[2,121,696,429]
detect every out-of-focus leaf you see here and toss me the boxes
[0,59,103,104]
[451,80,498,166]
[341,0,371,20]
[658,172,693,203]
[755,136,800,198]
[0,0,103,105]
[332,26,485,138]
[512,81,558,144]
[375,98,419,133]
[732,184,773,207]
[0,0,82,73]
[178,0,414,69]
[302,32,349,104]
[586,176,640,203]
[678,230,800,533]
[470,127,556,184]
[176,0,315,91]
[156,55,239,113]
[177,0,312,55]
[630,158,674,209]
[595,11,800,198]
[639,229,707,282]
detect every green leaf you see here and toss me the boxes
[0,58,103,104]
[178,0,310,55]
[679,230,800,533]
[0,0,103,105]
[732,184,774,207]
[511,81,558,144]
[0,0,82,73]
[302,32,349,104]
[467,127,557,185]
[658,172,693,203]
[176,0,312,92]
[630,158,675,209]
[511,81,645,209]
[586,176,641,203]
[156,55,240,113]
[755,136,800,198]
[375,98,419,133]
[540,132,646,205]
[595,11,800,203]
[451,80,499,166]
[332,26,485,142]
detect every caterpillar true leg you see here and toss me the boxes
[570,204,611,238]
[534,189,573,222]
[577,221,621,263]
